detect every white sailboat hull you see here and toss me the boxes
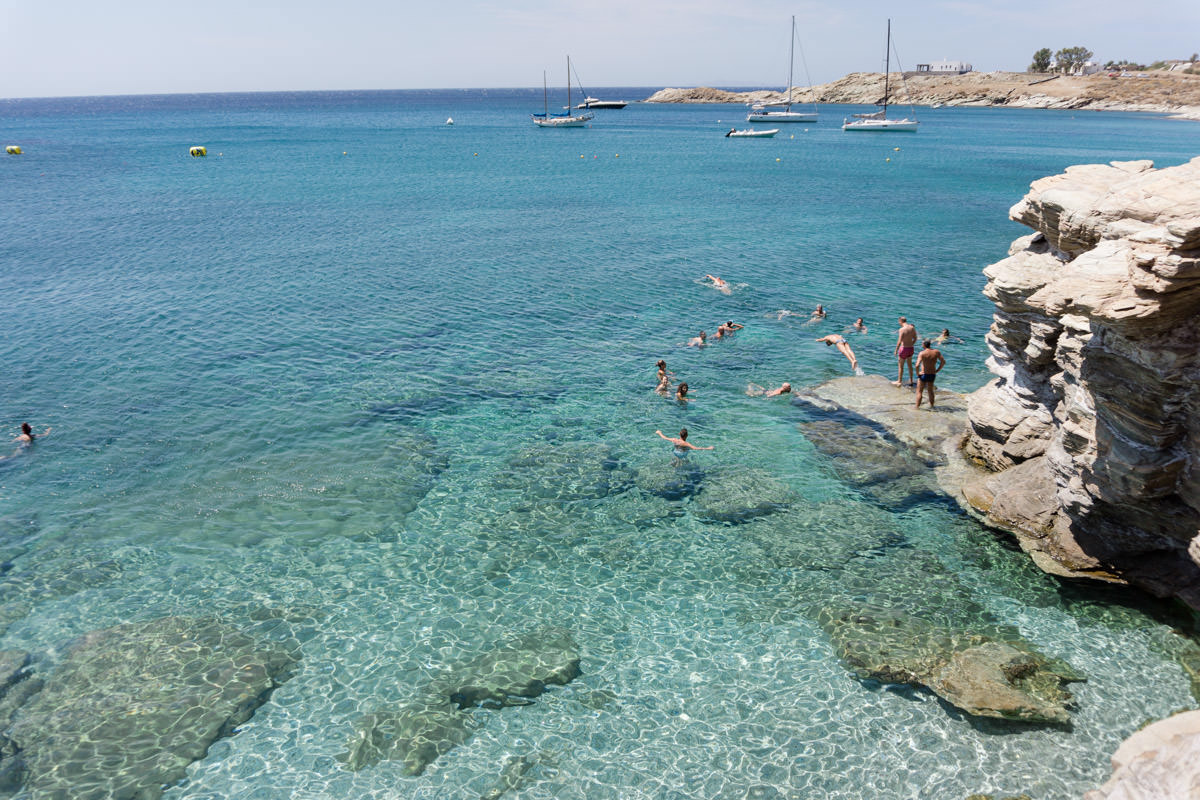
[532,113,594,127]
[726,128,780,138]
[747,110,817,123]
[841,117,919,131]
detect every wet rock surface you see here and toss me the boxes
[798,416,932,506]
[3,616,298,800]
[341,627,581,776]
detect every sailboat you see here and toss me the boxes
[748,16,818,123]
[842,19,919,132]
[531,56,595,128]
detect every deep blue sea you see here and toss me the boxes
[1,88,1198,799]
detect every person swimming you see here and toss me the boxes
[656,427,713,465]
[816,334,859,371]
[687,331,707,347]
[675,382,691,404]
[933,328,962,344]
[852,318,867,332]
[811,304,826,320]
[704,274,731,295]
[746,382,792,397]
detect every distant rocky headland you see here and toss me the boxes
[645,71,1200,119]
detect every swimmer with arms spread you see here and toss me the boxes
[816,334,859,371]
[4,422,51,460]
[656,428,713,465]
[894,316,918,386]
[914,340,946,410]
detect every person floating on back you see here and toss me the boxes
[746,382,792,397]
[915,340,946,410]
[894,316,918,386]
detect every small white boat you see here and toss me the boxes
[576,97,627,109]
[841,112,919,132]
[445,117,454,125]
[725,128,780,138]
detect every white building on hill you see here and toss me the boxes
[916,60,973,74]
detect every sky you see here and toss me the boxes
[1,0,1197,98]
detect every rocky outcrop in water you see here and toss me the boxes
[340,627,581,776]
[693,466,794,523]
[645,71,1200,119]
[961,157,1200,610]
[1085,710,1200,799]
[819,603,1083,724]
[1,616,298,800]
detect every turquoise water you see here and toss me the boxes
[1,90,1198,799]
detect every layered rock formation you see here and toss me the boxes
[962,157,1200,609]
[645,71,1200,119]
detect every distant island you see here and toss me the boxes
[645,70,1200,120]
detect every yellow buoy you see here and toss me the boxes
[894,147,900,151]
[776,158,781,162]
[6,145,22,155]
[886,157,891,162]
[189,146,207,157]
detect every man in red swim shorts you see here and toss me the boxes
[894,316,918,386]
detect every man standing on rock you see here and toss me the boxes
[894,316,918,386]
[914,340,946,410]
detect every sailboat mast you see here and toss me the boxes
[883,19,891,114]
[566,56,571,111]
[786,16,795,107]
[543,71,548,116]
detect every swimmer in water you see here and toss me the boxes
[656,359,673,384]
[704,274,732,295]
[5,422,50,460]
[724,320,744,332]
[675,382,691,404]
[852,318,867,332]
[656,427,713,465]
[687,331,707,348]
[746,382,792,397]
[811,304,826,320]
[816,334,859,371]
[934,328,962,344]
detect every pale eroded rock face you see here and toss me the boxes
[963,157,1200,608]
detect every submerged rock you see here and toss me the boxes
[493,441,634,505]
[341,627,581,775]
[694,466,794,523]
[819,603,1082,724]
[4,616,298,800]
[634,461,704,500]
[798,416,932,506]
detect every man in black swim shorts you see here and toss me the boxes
[914,340,945,410]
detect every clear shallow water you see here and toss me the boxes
[1,90,1198,799]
